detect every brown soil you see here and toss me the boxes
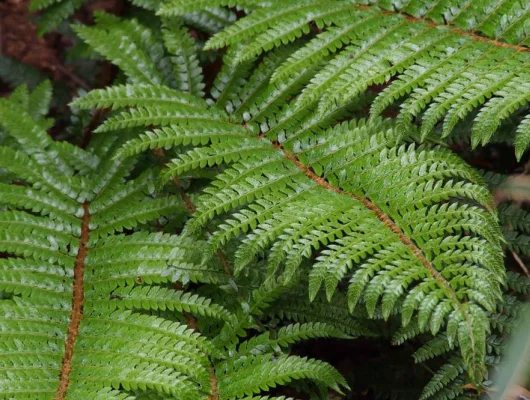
[0,0,122,93]
[1,0,67,82]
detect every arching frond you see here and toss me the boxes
[0,82,347,399]
[69,2,523,394]
[175,0,530,159]
[113,93,504,382]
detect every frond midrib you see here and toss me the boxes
[233,123,484,349]
[56,203,91,399]
[268,132,484,367]
[356,3,530,53]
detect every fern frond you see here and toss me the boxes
[118,124,248,159]
[100,106,229,133]
[118,97,503,381]
[0,183,80,225]
[420,357,465,400]
[165,138,277,177]
[73,13,169,86]
[73,85,229,133]
[162,19,205,97]
[275,322,351,346]
[210,45,253,110]
[85,232,227,288]
[0,97,75,177]
[217,354,348,397]
[87,285,233,321]
[506,270,530,295]
[72,83,208,110]
[189,0,530,158]
[515,114,530,160]
[183,7,237,34]
[201,0,327,51]
[158,0,254,17]
[472,76,530,148]
[225,2,360,64]
[34,0,87,34]
[413,335,453,363]
[90,196,183,237]
[0,55,47,89]
[416,273,530,399]
[0,86,225,398]
[270,13,372,83]
[72,4,522,391]
[271,290,378,338]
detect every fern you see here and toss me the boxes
[11,0,530,396]
[30,0,237,34]
[157,0,530,159]
[71,10,511,387]
[0,55,48,90]
[0,84,349,398]
[406,272,530,400]
[30,0,88,34]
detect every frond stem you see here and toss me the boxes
[270,140,463,306]
[357,4,530,53]
[268,136,479,362]
[209,366,220,400]
[55,203,91,399]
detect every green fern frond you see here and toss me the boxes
[33,0,87,34]
[90,196,184,237]
[158,0,255,17]
[71,83,208,110]
[275,322,351,345]
[0,86,220,398]
[420,357,465,400]
[183,7,237,34]
[162,19,205,97]
[72,83,228,133]
[86,61,506,383]
[210,45,255,109]
[113,95,503,381]
[506,270,530,295]
[233,322,350,358]
[73,13,170,86]
[181,0,530,159]
[416,273,530,399]
[117,124,249,158]
[71,3,529,392]
[217,354,348,397]
[413,335,453,363]
[87,285,233,321]
[0,82,349,399]
[0,55,48,89]
[496,202,530,257]
[271,289,378,338]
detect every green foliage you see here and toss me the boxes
[9,0,530,397]
[0,84,348,398]
[157,0,530,159]
[0,55,48,90]
[407,272,530,400]
[30,0,88,34]
[71,8,511,389]
[30,0,236,34]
